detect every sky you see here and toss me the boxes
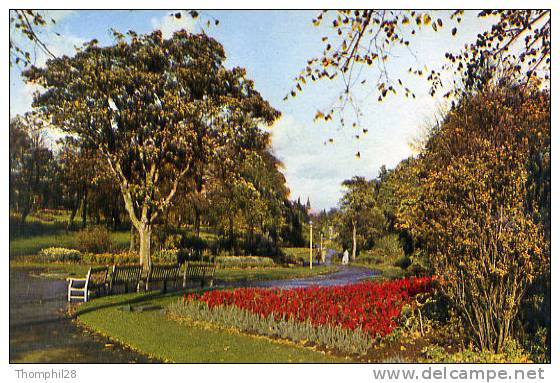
[9,10,494,210]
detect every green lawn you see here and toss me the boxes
[76,292,344,363]
[9,230,131,257]
[353,261,405,280]
[215,265,337,281]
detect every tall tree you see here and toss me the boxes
[339,176,383,260]
[25,30,279,267]
[9,114,54,225]
[57,137,98,228]
[403,83,549,352]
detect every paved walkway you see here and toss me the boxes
[9,268,156,363]
[221,265,378,289]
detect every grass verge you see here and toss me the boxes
[9,230,131,257]
[75,291,344,363]
[352,261,404,280]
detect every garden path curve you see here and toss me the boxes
[221,265,378,289]
[9,257,377,363]
[9,268,156,363]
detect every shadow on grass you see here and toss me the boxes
[72,285,205,318]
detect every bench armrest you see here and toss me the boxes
[67,277,87,282]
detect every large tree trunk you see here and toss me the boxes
[138,225,152,270]
[351,221,357,261]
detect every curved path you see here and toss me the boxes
[9,268,156,363]
[221,265,378,289]
[9,258,377,363]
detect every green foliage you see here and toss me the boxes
[380,356,411,363]
[214,265,337,282]
[38,247,81,262]
[25,29,280,267]
[361,234,404,261]
[215,255,275,269]
[280,247,309,265]
[400,84,550,352]
[9,115,55,225]
[522,326,549,363]
[151,224,184,251]
[75,226,113,254]
[82,251,137,265]
[405,262,429,277]
[422,338,531,363]
[9,213,67,239]
[9,228,130,257]
[82,250,182,265]
[353,234,409,279]
[152,249,179,263]
[169,299,373,355]
[393,255,412,270]
[338,176,385,258]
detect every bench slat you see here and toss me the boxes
[183,262,216,288]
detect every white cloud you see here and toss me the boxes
[150,12,195,39]
[270,92,441,210]
[271,115,368,210]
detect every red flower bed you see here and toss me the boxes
[185,277,434,337]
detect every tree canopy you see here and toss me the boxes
[24,30,280,266]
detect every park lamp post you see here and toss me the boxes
[309,220,313,270]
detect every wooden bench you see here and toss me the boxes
[108,265,142,294]
[183,262,216,288]
[67,266,109,302]
[146,264,182,293]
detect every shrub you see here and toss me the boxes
[369,234,404,259]
[404,85,550,352]
[241,235,282,258]
[422,338,531,363]
[522,326,549,363]
[82,251,137,265]
[9,213,67,238]
[75,226,113,254]
[39,247,82,262]
[280,247,307,265]
[179,234,207,252]
[405,262,429,277]
[394,255,412,269]
[357,234,405,265]
[151,224,185,251]
[153,249,179,263]
[215,255,275,269]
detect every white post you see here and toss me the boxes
[309,221,313,270]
